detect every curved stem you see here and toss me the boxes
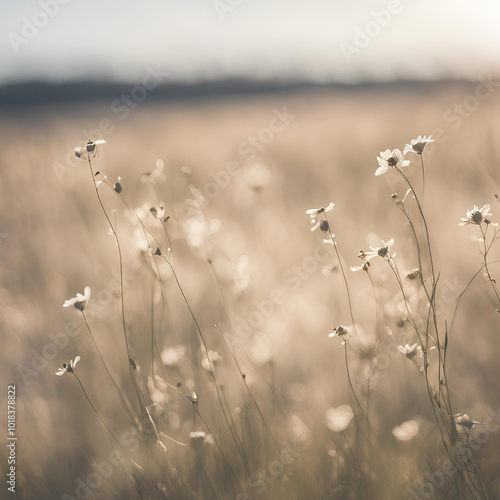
[87,159,143,414]
[81,312,140,429]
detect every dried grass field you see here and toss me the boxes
[2,81,500,499]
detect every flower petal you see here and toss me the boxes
[392,149,402,160]
[375,165,388,176]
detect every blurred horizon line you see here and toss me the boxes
[0,77,485,108]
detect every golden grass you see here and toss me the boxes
[2,82,500,499]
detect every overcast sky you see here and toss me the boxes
[1,0,499,85]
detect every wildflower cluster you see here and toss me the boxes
[306,132,494,499]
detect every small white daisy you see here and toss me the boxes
[55,356,81,376]
[350,262,370,273]
[403,135,435,155]
[310,219,331,233]
[150,202,166,220]
[454,413,482,430]
[459,205,493,226]
[329,325,351,342]
[306,203,335,222]
[398,343,420,359]
[74,139,106,160]
[375,149,410,176]
[406,269,421,281]
[189,431,206,451]
[361,239,395,262]
[63,287,91,311]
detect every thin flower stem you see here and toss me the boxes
[81,312,140,429]
[480,225,500,307]
[193,408,244,494]
[211,365,252,477]
[396,169,439,346]
[131,182,287,469]
[325,215,358,338]
[448,261,500,336]
[73,370,121,444]
[397,189,455,418]
[420,154,426,198]
[210,272,274,390]
[87,159,143,414]
[188,180,275,390]
[71,371,148,496]
[385,258,459,469]
[88,162,130,353]
[150,272,155,381]
[216,324,282,437]
[153,250,258,483]
[199,460,220,500]
[385,258,422,338]
[391,167,477,491]
[396,201,440,361]
[343,343,366,420]
[397,168,438,296]
[395,166,457,401]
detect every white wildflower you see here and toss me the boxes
[74,139,106,160]
[398,343,420,359]
[454,413,482,430]
[55,356,80,376]
[63,287,91,311]
[306,203,335,222]
[459,205,494,226]
[375,149,410,176]
[329,325,351,343]
[403,135,434,155]
[360,239,395,262]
